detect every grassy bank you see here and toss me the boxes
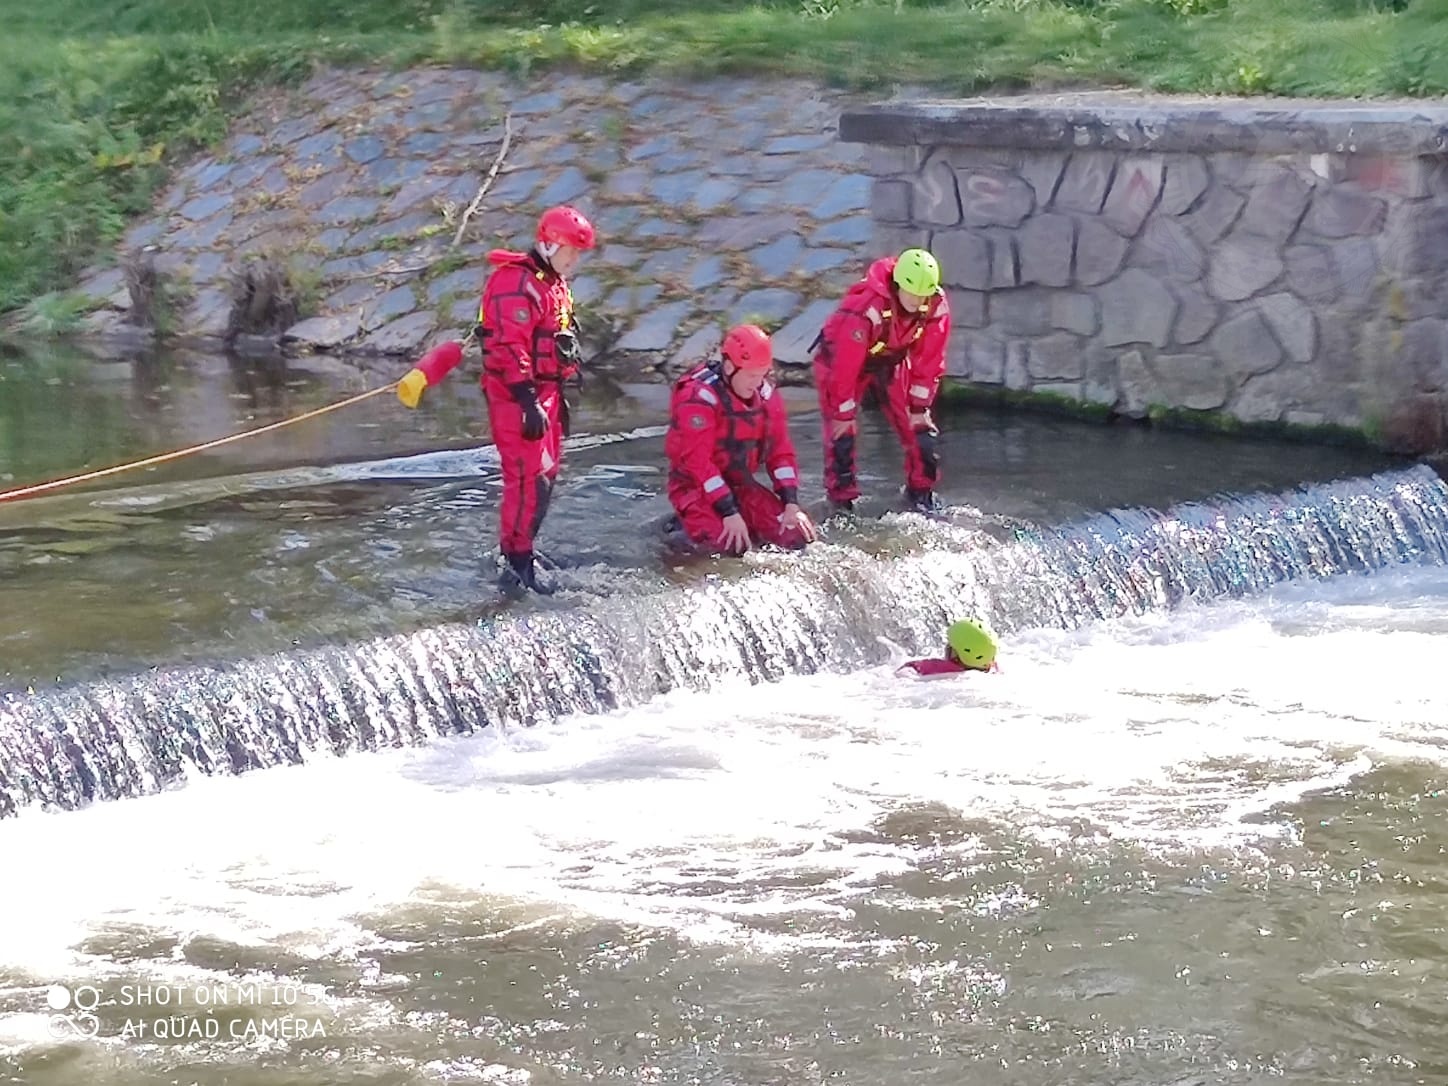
[3,0,1447,323]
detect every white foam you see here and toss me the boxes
[1,562,1445,1051]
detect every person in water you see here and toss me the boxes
[898,619,998,677]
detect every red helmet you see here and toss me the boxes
[537,205,596,250]
[722,324,772,372]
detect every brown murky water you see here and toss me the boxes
[2,345,1445,1086]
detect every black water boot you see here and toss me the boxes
[906,488,942,515]
[500,551,556,596]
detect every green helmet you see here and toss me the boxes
[893,248,941,297]
[946,619,996,669]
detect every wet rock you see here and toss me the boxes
[180,194,230,221]
[283,313,363,350]
[772,298,836,365]
[670,324,723,369]
[698,214,802,251]
[344,136,386,165]
[628,136,683,162]
[360,311,438,355]
[537,166,591,207]
[366,158,429,187]
[634,217,687,239]
[691,178,742,212]
[815,217,873,245]
[616,300,694,352]
[185,288,233,339]
[688,256,728,291]
[798,248,855,275]
[76,268,127,305]
[749,235,807,277]
[650,170,710,207]
[293,131,344,169]
[639,248,697,280]
[170,213,234,250]
[297,172,352,210]
[491,166,553,204]
[427,268,482,304]
[318,196,384,226]
[362,286,418,331]
[346,212,439,252]
[727,288,803,326]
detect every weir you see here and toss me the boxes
[2,463,1445,820]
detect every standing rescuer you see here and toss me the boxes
[396,205,596,595]
[664,324,818,556]
[810,247,952,515]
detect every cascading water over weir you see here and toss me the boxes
[2,463,1446,821]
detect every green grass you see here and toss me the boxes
[2,0,1448,320]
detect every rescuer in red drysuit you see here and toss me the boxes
[664,324,818,556]
[810,247,952,515]
[396,205,596,594]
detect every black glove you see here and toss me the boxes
[509,381,548,441]
[915,428,939,482]
[555,330,582,366]
[560,396,572,439]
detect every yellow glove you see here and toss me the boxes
[397,368,427,409]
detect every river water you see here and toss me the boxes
[2,347,1447,1085]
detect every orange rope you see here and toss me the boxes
[0,381,399,505]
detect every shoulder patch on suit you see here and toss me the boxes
[688,413,708,430]
[851,328,865,342]
[513,307,529,323]
[696,386,719,405]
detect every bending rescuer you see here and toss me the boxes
[810,247,951,515]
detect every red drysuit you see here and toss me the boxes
[416,248,580,556]
[664,360,810,552]
[811,255,951,504]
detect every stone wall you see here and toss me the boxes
[841,93,1448,453]
[69,68,876,386]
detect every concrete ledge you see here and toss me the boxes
[841,93,1448,155]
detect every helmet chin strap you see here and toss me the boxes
[535,240,561,271]
[722,359,751,397]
